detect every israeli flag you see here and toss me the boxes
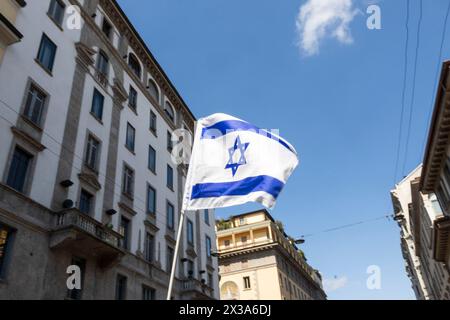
[182,113,299,210]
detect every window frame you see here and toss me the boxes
[23,83,47,126]
[47,0,66,27]
[36,33,57,73]
[147,79,159,104]
[164,101,175,123]
[187,219,194,246]
[146,184,156,215]
[166,201,175,230]
[115,274,127,300]
[128,85,138,111]
[122,164,135,198]
[144,232,155,263]
[148,145,156,173]
[84,134,101,171]
[90,88,104,121]
[6,146,33,193]
[167,164,174,190]
[243,276,251,290]
[79,189,94,216]
[150,110,157,135]
[125,122,136,153]
[206,235,212,258]
[128,53,142,79]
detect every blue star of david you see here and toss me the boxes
[225,136,250,176]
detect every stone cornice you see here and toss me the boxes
[97,0,196,130]
[421,61,450,193]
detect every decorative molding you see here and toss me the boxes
[118,201,137,216]
[112,77,128,104]
[78,172,102,191]
[10,126,46,152]
[75,41,96,70]
[144,217,159,232]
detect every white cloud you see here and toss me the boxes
[323,276,349,292]
[295,0,358,56]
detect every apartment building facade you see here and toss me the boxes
[216,210,326,300]
[0,0,219,300]
[391,166,450,299]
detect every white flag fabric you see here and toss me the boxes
[182,113,299,210]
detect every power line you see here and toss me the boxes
[299,214,393,239]
[421,0,450,155]
[394,0,411,184]
[402,0,422,176]
[0,99,180,230]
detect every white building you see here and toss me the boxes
[0,0,218,300]
[391,165,450,300]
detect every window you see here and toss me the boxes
[206,235,212,258]
[37,34,57,72]
[119,217,130,250]
[167,246,174,271]
[243,276,251,289]
[122,165,134,198]
[125,123,135,152]
[142,285,156,300]
[91,88,104,120]
[102,18,112,40]
[208,273,213,288]
[85,135,100,170]
[148,145,156,173]
[128,86,137,111]
[128,53,141,79]
[148,80,159,103]
[239,217,246,226]
[167,202,174,230]
[164,102,175,123]
[224,240,230,247]
[167,130,173,152]
[150,111,157,134]
[167,165,174,190]
[6,147,33,193]
[204,210,210,225]
[96,50,109,76]
[187,260,194,277]
[79,189,93,215]
[0,224,13,279]
[144,233,154,262]
[115,274,127,300]
[48,0,65,26]
[23,84,46,126]
[187,219,194,245]
[241,236,247,244]
[146,185,156,215]
[67,257,85,300]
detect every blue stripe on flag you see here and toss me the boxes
[191,175,285,200]
[201,120,296,154]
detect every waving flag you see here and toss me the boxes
[182,113,299,210]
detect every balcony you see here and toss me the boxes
[180,278,214,300]
[433,216,450,264]
[50,208,124,268]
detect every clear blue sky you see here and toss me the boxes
[117,0,450,299]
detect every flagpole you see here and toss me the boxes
[166,209,185,300]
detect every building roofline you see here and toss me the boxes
[110,0,196,122]
[420,60,450,192]
[221,209,275,223]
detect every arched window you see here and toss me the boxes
[128,53,141,79]
[147,79,159,103]
[164,101,175,123]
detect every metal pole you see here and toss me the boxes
[166,209,185,300]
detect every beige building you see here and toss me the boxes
[0,0,25,63]
[216,210,326,300]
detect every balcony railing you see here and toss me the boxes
[55,208,121,248]
[180,278,214,299]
